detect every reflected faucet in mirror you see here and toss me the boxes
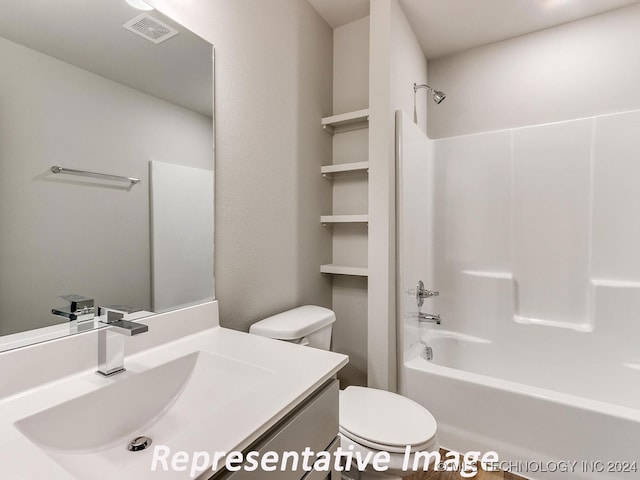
[51,295,95,322]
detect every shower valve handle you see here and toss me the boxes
[416,280,438,308]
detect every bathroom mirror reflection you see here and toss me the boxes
[0,0,214,350]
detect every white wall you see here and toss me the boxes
[147,0,334,331]
[0,36,213,336]
[369,0,427,390]
[427,3,640,139]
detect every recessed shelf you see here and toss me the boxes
[321,215,369,225]
[321,161,369,178]
[321,264,369,277]
[322,109,370,133]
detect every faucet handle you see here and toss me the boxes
[98,306,148,336]
[99,304,143,315]
[103,310,124,324]
[98,305,140,315]
[414,280,438,307]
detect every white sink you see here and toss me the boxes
[15,351,275,479]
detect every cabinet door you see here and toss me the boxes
[211,379,339,480]
[302,437,340,480]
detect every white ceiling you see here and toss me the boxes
[0,0,212,116]
[308,0,371,29]
[309,0,640,59]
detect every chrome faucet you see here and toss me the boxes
[411,281,441,361]
[51,294,95,321]
[96,307,148,377]
[417,312,441,325]
[415,280,439,308]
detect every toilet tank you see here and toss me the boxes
[249,306,335,350]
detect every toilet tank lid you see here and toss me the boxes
[249,305,336,340]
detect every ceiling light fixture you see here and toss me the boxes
[126,0,154,11]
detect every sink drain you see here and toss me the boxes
[128,436,152,452]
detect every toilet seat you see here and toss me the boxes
[339,426,437,453]
[338,433,439,474]
[339,387,438,454]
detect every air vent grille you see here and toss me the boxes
[123,14,179,44]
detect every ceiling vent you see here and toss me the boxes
[123,14,179,44]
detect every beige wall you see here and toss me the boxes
[0,36,212,335]
[368,0,427,390]
[390,1,428,134]
[427,3,640,139]
[148,0,334,331]
[333,17,370,115]
[331,17,370,387]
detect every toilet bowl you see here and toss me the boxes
[249,305,439,476]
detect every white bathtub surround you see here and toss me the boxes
[427,108,640,339]
[396,110,640,479]
[0,301,347,479]
[512,120,592,330]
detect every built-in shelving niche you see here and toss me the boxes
[321,109,370,278]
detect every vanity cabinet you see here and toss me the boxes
[210,379,340,480]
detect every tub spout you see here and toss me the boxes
[417,312,441,325]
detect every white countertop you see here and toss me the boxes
[0,304,347,479]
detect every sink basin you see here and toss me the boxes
[15,351,275,479]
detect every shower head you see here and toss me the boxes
[413,82,446,124]
[414,83,447,104]
[432,89,446,104]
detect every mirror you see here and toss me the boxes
[0,0,214,351]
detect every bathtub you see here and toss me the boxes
[400,328,640,480]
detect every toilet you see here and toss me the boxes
[249,305,439,478]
